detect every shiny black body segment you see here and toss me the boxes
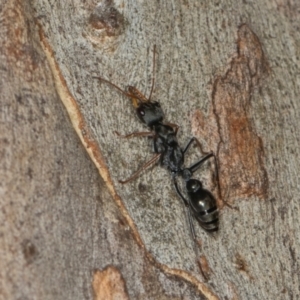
[136,99,220,233]
[152,124,184,173]
[186,179,219,232]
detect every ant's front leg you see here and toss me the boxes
[114,131,155,139]
[119,153,161,184]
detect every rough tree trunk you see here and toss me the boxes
[1,0,299,299]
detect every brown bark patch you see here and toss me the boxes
[1,1,41,80]
[198,254,212,281]
[89,0,125,37]
[192,24,269,204]
[233,253,254,280]
[93,266,129,300]
[21,239,38,264]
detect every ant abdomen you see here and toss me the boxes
[186,179,219,232]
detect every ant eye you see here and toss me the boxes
[139,109,145,116]
[191,182,198,190]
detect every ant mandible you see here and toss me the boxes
[94,45,219,242]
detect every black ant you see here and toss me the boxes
[94,46,219,243]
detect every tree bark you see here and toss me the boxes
[1,0,299,299]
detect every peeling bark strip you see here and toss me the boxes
[192,24,269,203]
[93,267,129,300]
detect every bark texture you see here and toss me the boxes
[1,0,299,299]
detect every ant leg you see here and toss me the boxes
[173,177,189,206]
[148,44,156,101]
[188,152,224,204]
[119,153,161,184]
[183,138,220,190]
[173,177,196,241]
[211,153,221,197]
[188,152,214,174]
[182,137,196,154]
[187,205,196,242]
[115,131,154,139]
[183,137,207,155]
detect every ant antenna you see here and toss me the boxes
[148,45,156,101]
[93,76,132,99]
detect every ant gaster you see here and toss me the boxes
[94,46,219,241]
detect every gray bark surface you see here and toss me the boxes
[1,0,299,299]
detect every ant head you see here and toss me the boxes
[126,86,164,127]
[186,179,202,193]
[136,101,164,127]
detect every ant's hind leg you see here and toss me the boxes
[174,178,203,258]
[115,131,154,139]
[188,152,215,174]
[183,137,218,180]
[183,138,196,154]
[173,178,196,241]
